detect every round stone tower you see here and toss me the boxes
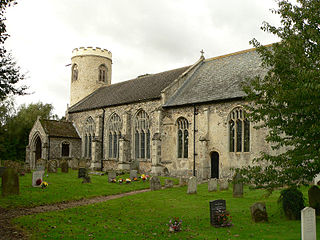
[70,47,112,106]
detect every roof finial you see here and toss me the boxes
[200,49,205,59]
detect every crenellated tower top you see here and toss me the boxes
[72,47,112,60]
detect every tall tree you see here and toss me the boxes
[238,0,320,190]
[0,0,26,100]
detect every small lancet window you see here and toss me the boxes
[99,64,107,82]
[72,64,78,81]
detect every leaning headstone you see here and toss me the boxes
[209,199,226,227]
[219,179,229,191]
[187,176,197,194]
[165,179,173,188]
[61,161,69,173]
[32,170,44,187]
[250,202,268,223]
[2,168,19,197]
[130,170,138,179]
[108,172,117,182]
[308,186,320,216]
[179,177,188,186]
[78,168,88,178]
[208,178,218,192]
[47,160,57,173]
[233,173,243,197]
[301,207,317,240]
[150,176,161,191]
[0,166,6,177]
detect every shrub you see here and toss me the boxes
[278,187,305,220]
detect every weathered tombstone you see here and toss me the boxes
[78,168,88,178]
[0,166,6,177]
[36,165,45,171]
[187,176,197,194]
[61,161,69,173]
[82,175,91,184]
[36,159,46,170]
[150,176,161,191]
[1,168,19,197]
[250,202,268,223]
[71,158,79,170]
[209,199,226,227]
[108,172,117,182]
[47,160,57,173]
[308,186,320,216]
[32,170,44,187]
[219,179,229,191]
[130,170,138,179]
[208,178,218,192]
[78,159,86,168]
[165,179,173,188]
[179,177,188,186]
[301,207,317,240]
[233,173,243,197]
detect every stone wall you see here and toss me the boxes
[49,137,81,160]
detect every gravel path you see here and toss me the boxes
[0,189,151,240]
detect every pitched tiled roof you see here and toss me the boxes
[40,119,80,139]
[163,48,268,107]
[68,66,190,113]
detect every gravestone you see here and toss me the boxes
[130,170,138,179]
[32,170,45,187]
[61,161,69,173]
[0,167,6,177]
[47,160,57,173]
[36,165,45,171]
[179,177,188,186]
[78,160,86,168]
[36,159,46,170]
[208,178,218,192]
[308,186,320,216]
[233,173,243,197]
[78,168,88,178]
[219,179,229,191]
[150,176,161,191]
[108,172,117,182]
[165,179,173,188]
[82,175,91,184]
[71,158,79,170]
[1,168,19,197]
[209,199,226,227]
[301,207,317,240]
[187,176,197,194]
[250,202,268,223]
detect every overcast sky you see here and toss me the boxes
[4,0,281,117]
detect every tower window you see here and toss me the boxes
[72,64,78,81]
[99,64,107,82]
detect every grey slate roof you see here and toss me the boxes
[163,48,267,107]
[68,66,190,113]
[40,119,80,139]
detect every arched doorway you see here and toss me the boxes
[210,151,219,179]
[35,136,42,161]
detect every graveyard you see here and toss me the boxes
[0,166,319,239]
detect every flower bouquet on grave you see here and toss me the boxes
[215,209,233,227]
[41,181,48,189]
[141,174,148,181]
[168,217,182,232]
[36,179,42,186]
[118,178,123,184]
[111,178,116,183]
[133,177,138,181]
[125,178,131,184]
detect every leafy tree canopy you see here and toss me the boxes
[238,0,320,190]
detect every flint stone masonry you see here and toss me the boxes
[301,207,316,240]
[47,160,57,173]
[208,178,218,192]
[32,170,45,187]
[250,202,268,223]
[187,176,197,194]
[2,168,19,197]
[150,176,161,191]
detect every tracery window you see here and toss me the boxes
[99,64,107,82]
[61,142,70,157]
[229,107,250,153]
[84,117,95,158]
[72,64,78,81]
[177,117,189,158]
[108,113,122,159]
[134,110,150,159]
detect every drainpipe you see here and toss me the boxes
[48,136,50,161]
[193,105,198,177]
[101,109,105,171]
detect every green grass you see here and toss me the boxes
[0,169,178,208]
[13,184,320,240]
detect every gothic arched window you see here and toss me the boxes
[134,110,150,159]
[228,107,250,152]
[84,117,95,158]
[99,64,107,82]
[108,113,122,159]
[177,117,189,158]
[72,64,78,81]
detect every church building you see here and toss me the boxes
[26,46,274,180]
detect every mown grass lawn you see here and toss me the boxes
[0,169,178,208]
[13,183,319,240]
